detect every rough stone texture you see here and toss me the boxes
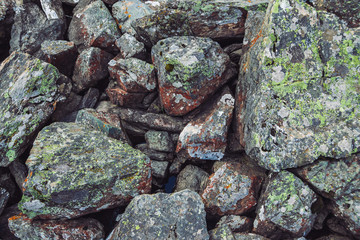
[233,233,269,240]
[315,235,352,240]
[215,215,253,233]
[36,40,78,78]
[176,87,234,160]
[145,130,174,153]
[107,190,209,240]
[8,214,104,240]
[209,224,235,240]
[0,169,18,204]
[0,187,9,216]
[76,108,130,144]
[0,0,14,61]
[0,52,71,167]
[18,122,151,219]
[115,33,146,59]
[10,3,65,54]
[78,88,100,110]
[40,0,65,21]
[326,216,353,239]
[108,57,156,93]
[68,0,121,52]
[151,160,169,179]
[135,143,173,161]
[106,84,147,108]
[61,0,79,6]
[237,0,360,171]
[72,47,113,93]
[174,165,209,194]
[253,171,317,238]
[295,153,360,237]
[9,160,28,192]
[50,92,82,122]
[152,36,236,116]
[202,161,265,216]
[0,204,20,240]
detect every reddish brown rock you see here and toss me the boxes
[106,87,146,107]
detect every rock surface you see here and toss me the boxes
[145,130,174,153]
[174,164,209,194]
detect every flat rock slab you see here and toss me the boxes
[8,214,104,240]
[237,0,360,171]
[0,52,71,167]
[152,36,236,116]
[108,189,209,240]
[19,122,151,219]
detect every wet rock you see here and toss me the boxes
[152,36,236,116]
[9,160,28,192]
[40,0,65,21]
[253,171,317,238]
[0,52,71,167]
[36,40,78,77]
[233,233,269,240]
[107,189,209,240]
[145,130,174,153]
[176,87,234,160]
[209,224,235,240]
[108,57,156,93]
[216,215,253,233]
[72,47,113,93]
[8,214,104,240]
[68,0,121,52]
[78,88,100,110]
[151,160,169,179]
[10,3,65,54]
[174,165,209,194]
[0,187,9,216]
[295,153,360,236]
[135,143,173,161]
[18,122,151,219]
[202,161,265,216]
[115,33,146,59]
[236,0,360,171]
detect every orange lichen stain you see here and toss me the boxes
[225,183,232,189]
[128,15,131,18]
[8,215,22,221]
[250,30,263,48]
[119,25,122,29]
[125,7,128,14]
[248,0,251,2]
[52,101,57,111]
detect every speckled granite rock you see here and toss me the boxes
[0,52,71,167]
[237,0,360,171]
[151,160,169,179]
[8,214,104,240]
[176,87,234,160]
[152,36,236,116]
[18,122,151,219]
[174,165,209,194]
[40,0,65,21]
[209,224,235,240]
[145,130,174,152]
[115,33,146,59]
[234,233,269,240]
[107,189,209,240]
[215,215,253,233]
[253,171,317,238]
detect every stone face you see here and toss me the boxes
[174,165,209,194]
[0,52,71,167]
[8,214,105,240]
[216,215,253,233]
[202,161,265,216]
[151,160,169,179]
[152,36,236,116]
[237,0,360,171]
[107,190,209,240]
[145,130,174,152]
[176,87,234,160]
[72,47,113,93]
[10,3,65,54]
[234,233,269,240]
[209,224,235,240]
[40,0,65,21]
[68,0,121,52]
[253,171,317,238]
[0,187,9,216]
[18,122,151,219]
[106,85,146,108]
[115,33,146,59]
[135,143,173,161]
[0,204,20,240]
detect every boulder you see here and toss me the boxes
[145,130,174,153]
[115,33,146,59]
[174,165,209,194]
[40,0,65,21]
[135,143,173,161]
[215,215,253,233]
[151,160,169,179]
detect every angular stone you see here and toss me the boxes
[107,190,209,240]
[10,3,65,54]
[216,215,253,233]
[18,122,151,219]
[61,0,80,6]
[151,160,169,179]
[68,0,121,52]
[115,33,146,59]
[8,160,28,193]
[202,161,265,216]
[145,130,174,153]
[108,57,156,93]
[50,91,82,122]
[8,214,105,240]
[174,164,209,194]
[78,87,100,109]
[0,204,20,240]
[233,233,269,240]
[135,143,173,161]
[40,0,65,21]
[0,52,71,167]
[106,86,146,107]
[237,0,360,171]
[0,169,18,204]
[76,108,130,144]
[253,171,317,238]
[176,87,234,160]
[152,36,236,116]
[72,47,113,93]
[0,187,9,216]
[209,224,235,240]
[315,235,352,240]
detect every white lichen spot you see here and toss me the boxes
[288,196,296,205]
[318,144,329,154]
[22,199,45,212]
[108,59,117,67]
[172,81,183,88]
[259,205,265,221]
[219,94,234,106]
[338,138,351,153]
[278,107,289,118]
[280,207,286,212]
[272,65,285,83]
[174,94,187,104]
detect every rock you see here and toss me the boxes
[36,40,78,77]
[216,215,253,233]
[295,153,360,236]
[233,233,269,240]
[107,190,209,240]
[0,52,71,167]
[61,0,79,6]
[174,165,209,194]
[202,161,265,216]
[106,86,146,108]
[10,3,65,54]
[108,57,157,93]
[0,0,14,61]
[115,33,146,59]
[176,87,234,160]
[236,0,360,171]
[18,122,151,219]
[326,216,352,239]
[0,204,20,240]
[0,169,18,204]
[145,130,174,153]
[169,158,185,175]
[253,171,317,238]
[40,0,65,21]
[135,143,173,161]
[9,160,28,192]
[147,97,163,114]
[315,235,352,240]
[151,160,169,179]
[209,224,235,240]
[51,91,82,122]
[142,91,158,109]
[152,36,236,116]
[72,47,113,93]
[78,88,100,110]
[68,0,121,52]
[8,214,105,240]
[0,187,9,216]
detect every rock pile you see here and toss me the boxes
[0,0,359,239]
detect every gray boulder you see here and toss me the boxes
[174,165,209,194]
